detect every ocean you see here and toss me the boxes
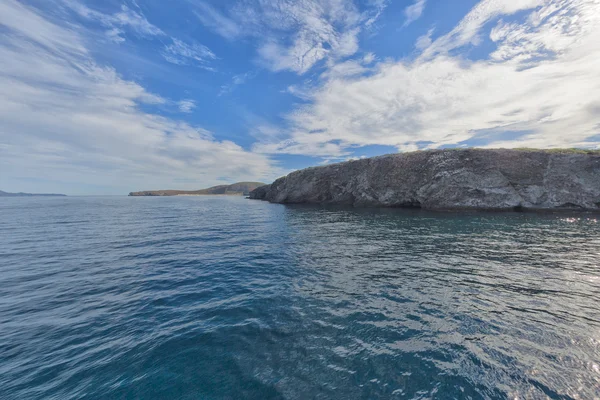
[1,196,599,399]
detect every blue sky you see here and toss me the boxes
[0,0,599,195]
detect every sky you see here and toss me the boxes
[0,0,599,195]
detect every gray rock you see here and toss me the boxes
[249,149,600,211]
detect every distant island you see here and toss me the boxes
[249,148,600,211]
[129,182,266,197]
[0,190,66,197]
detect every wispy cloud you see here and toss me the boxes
[0,0,278,194]
[403,0,427,27]
[250,0,363,74]
[253,0,600,156]
[67,1,218,69]
[67,2,164,42]
[163,38,217,68]
[193,2,242,40]
[105,5,164,37]
[193,0,385,75]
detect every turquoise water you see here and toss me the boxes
[1,196,599,399]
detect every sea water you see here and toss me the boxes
[1,196,599,399]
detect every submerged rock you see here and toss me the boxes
[249,149,600,211]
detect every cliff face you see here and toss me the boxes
[129,182,266,197]
[249,149,600,211]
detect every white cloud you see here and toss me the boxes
[195,0,383,74]
[0,0,87,56]
[0,0,279,194]
[163,38,217,68]
[67,1,217,69]
[105,28,126,43]
[66,1,219,69]
[249,0,363,74]
[253,0,600,156]
[404,0,427,27]
[67,2,164,42]
[177,100,196,113]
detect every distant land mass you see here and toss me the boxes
[0,190,66,197]
[129,182,267,197]
[250,148,600,211]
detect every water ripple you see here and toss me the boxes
[1,197,599,399]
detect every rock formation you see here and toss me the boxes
[249,149,600,211]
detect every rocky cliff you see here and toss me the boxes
[129,182,266,197]
[249,149,600,211]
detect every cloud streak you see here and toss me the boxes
[193,2,242,40]
[67,1,164,42]
[68,1,218,68]
[163,38,217,68]
[194,0,385,74]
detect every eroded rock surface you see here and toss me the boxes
[249,149,600,211]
